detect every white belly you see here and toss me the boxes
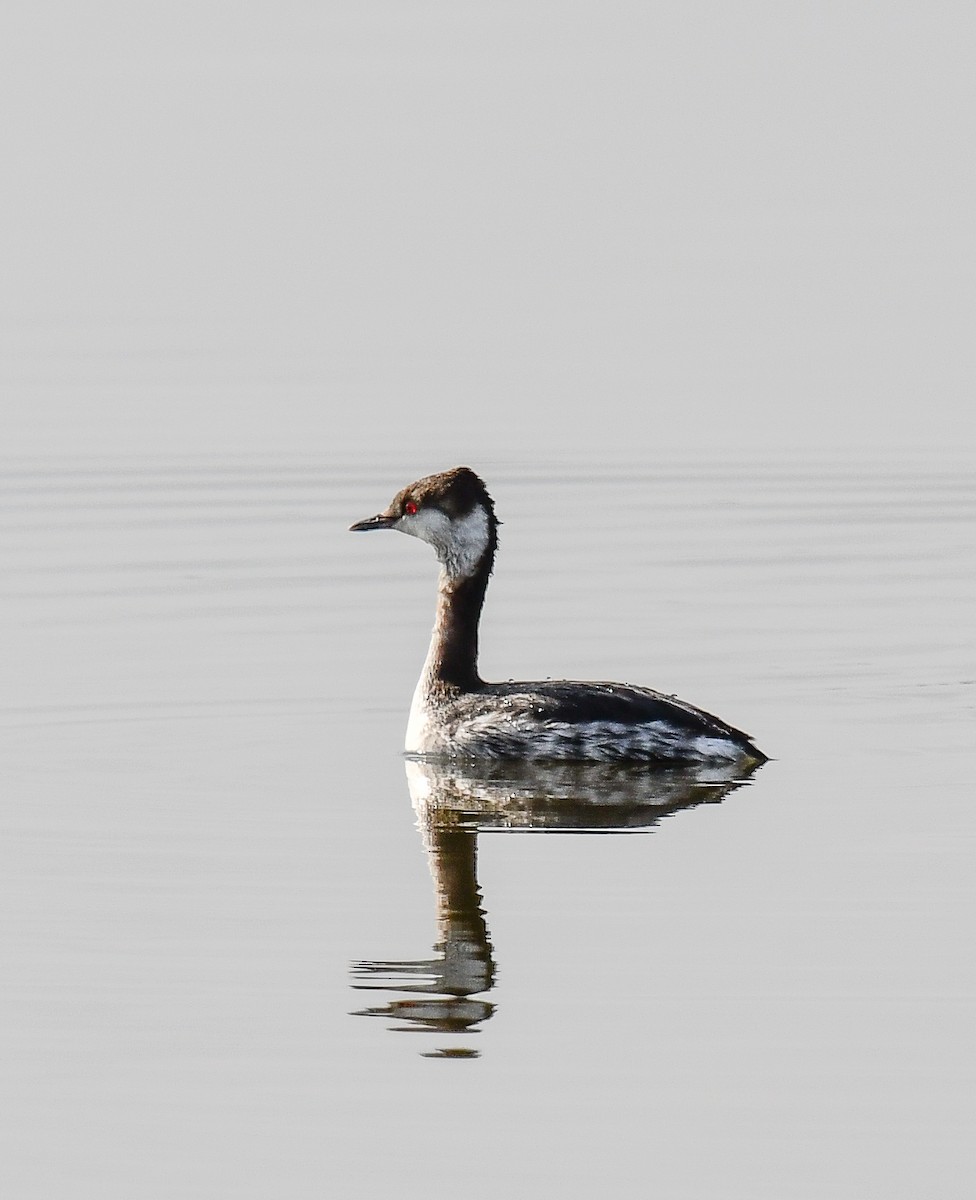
[405,677,433,754]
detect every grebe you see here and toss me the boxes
[350,467,766,765]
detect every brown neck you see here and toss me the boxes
[424,556,492,692]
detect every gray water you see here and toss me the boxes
[2,455,973,1197]
[4,2,976,1193]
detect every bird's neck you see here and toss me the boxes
[421,555,492,693]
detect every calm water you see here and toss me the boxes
[2,454,973,1198]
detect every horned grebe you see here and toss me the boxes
[350,467,766,765]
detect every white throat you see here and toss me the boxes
[400,504,490,580]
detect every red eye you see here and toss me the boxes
[404,500,418,515]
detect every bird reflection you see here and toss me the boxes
[351,818,495,1042]
[351,757,760,1056]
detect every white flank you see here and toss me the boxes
[405,699,750,763]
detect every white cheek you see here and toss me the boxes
[398,506,489,578]
[399,507,452,548]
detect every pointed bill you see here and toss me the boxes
[349,510,398,532]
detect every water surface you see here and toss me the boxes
[2,454,973,1198]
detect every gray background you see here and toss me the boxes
[4,1,974,458]
[3,6,975,1199]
